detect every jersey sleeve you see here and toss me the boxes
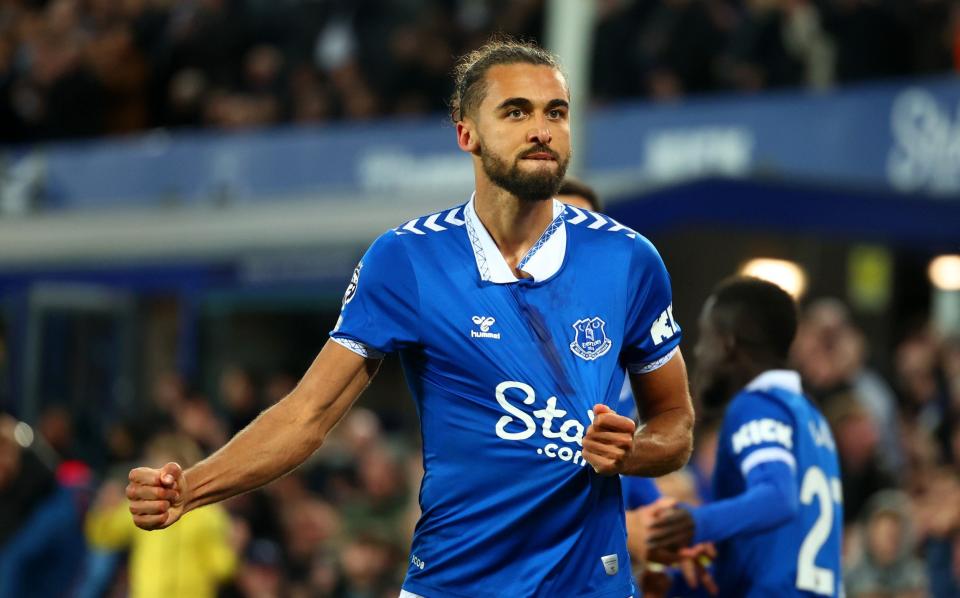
[689,391,803,544]
[621,476,662,510]
[690,460,799,544]
[330,231,420,357]
[620,234,681,373]
[723,391,799,479]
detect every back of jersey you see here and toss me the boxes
[789,389,844,597]
[712,371,844,597]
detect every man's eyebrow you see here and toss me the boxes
[495,98,570,111]
[495,97,534,111]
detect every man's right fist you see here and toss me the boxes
[126,462,188,530]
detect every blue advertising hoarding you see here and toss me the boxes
[4,76,960,214]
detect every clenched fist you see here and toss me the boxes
[126,462,188,530]
[582,404,637,475]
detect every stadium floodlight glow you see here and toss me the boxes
[928,255,960,291]
[739,258,808,299]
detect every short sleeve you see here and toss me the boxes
[620,234,681,373]
[330,231,419,357]
[723,392,798,479]
[621,476,661,510]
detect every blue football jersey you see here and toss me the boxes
[331,196,682,597]
[711,371,843,597]
[621,475,661,510]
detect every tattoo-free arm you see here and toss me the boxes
[623,351,694,476]
[183,339,380,512]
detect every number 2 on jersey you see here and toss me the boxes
[796,466,840,595]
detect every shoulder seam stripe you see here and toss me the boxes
[402,219,425,235]
[444,207,465,226]
[566,205,588,225]
[565,208,638,237]
[394,207,466,236]
[588,213,608,229]
[423,213,446,232]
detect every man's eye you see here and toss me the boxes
[549,109,565,119]
[508,109,524,118]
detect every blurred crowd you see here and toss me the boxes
[0,0,543,142]
[1,365,422,598]
[593,0,960,101]
[2,0,960,143]
[789,300,960,597]
[2,296,959,596]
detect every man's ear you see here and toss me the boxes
[720,331,738,361]
[456,120,480,154]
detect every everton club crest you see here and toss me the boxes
[570,317,612,361]
[342,262,362,306]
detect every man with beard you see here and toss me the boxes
[648,277,843,597]
[126,38,694,598]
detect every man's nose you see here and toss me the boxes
[527,125,552,146]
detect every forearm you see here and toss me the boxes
[691,461,797,544]
[621,406,693,477]
[184,352,374,512]
[182,397,317,511]
[621,352,694,477]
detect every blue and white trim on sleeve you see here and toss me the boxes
[331,336,385,360]
[626,346,679,375]
[740,446,797,476]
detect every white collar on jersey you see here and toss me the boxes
[463,192,567,284]
[744,369,803,395]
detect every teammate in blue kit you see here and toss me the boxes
[648,277,843,597]
[125,38,695,598]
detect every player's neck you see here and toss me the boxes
[473,183,556,276]
[737,359,788,390]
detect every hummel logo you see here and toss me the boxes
[470,316,501,340]
[472,316,495,331]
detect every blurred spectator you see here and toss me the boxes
[339,534,405,596]
[264,370,297,407]
[845,490,929,598]
[896,330,953,463]
[219,365,260,436]
[280,494,341,580]
[229,538,286,598]
[176,392,228,452]
[825,393,896,524]
[165,67,208,128]
[782,0,835,89]
[819,0,911,84]
[793,298,903,473]
[37,403,74,458]
[0,414,87,598]
[304,548,348,597]
[913,466,960,597]
[85,432,237,598]
[943,335,960,420]
[635,0,731,100]
[340,444,410,542]
[722,0,819,93]
[85,20,150,135]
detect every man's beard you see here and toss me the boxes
[481,143,569,203]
